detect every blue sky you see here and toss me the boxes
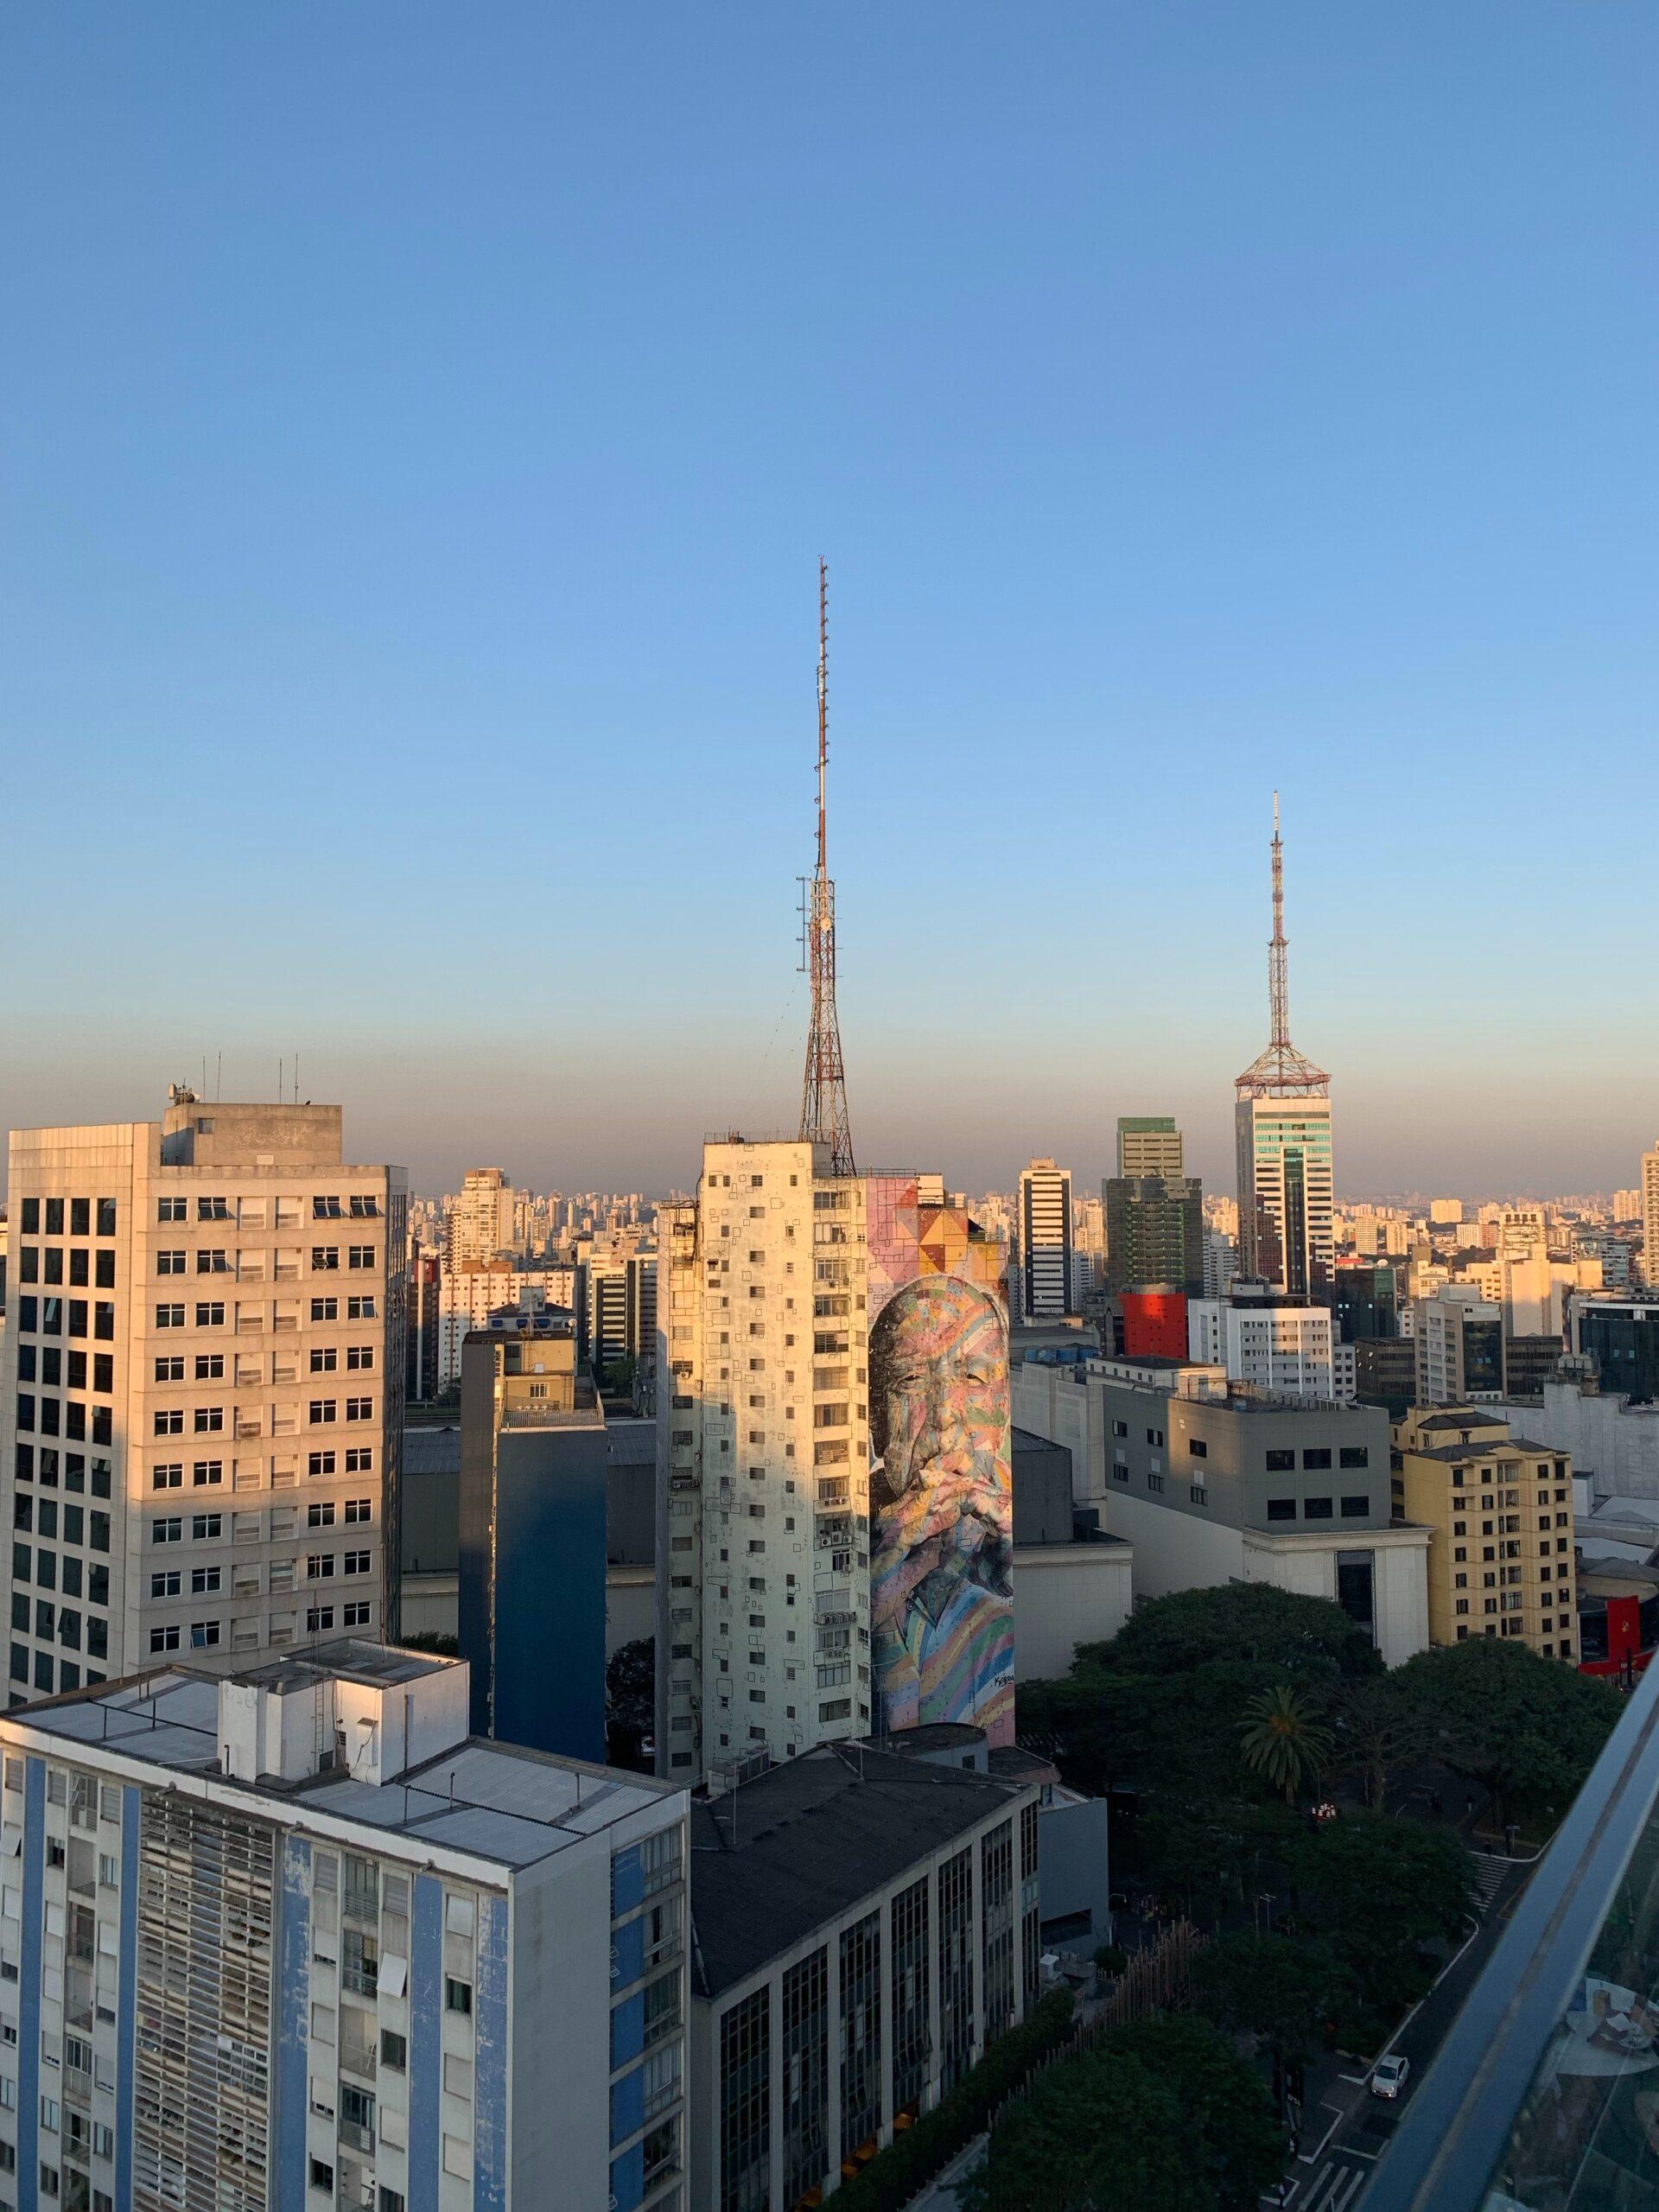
[3,4,1655,1199]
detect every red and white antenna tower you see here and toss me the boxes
[799,559,855,1174]
[1235,791,1329,1099]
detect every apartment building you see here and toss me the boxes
[445,1170,514,1270]
[1115,1116,1185,1181]
[1413,1291,1503,1405]
[436,1262,577,1389]
[689,1744,1039,2209]
[1017,1160,1074,1320]
[1186,1293,1338,1401]
[583,1248,658,1382]
[0,1642,688,2212]
[1392,1408,1579,1661]
[1,1098,405,1703]
[656,1140,873,1785]
[656,1141,1013,1786]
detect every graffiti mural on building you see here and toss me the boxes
[867,1179,1014,1745]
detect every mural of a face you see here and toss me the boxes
[868,1274,1014,1744]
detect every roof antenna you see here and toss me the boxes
[798,558,855,1175]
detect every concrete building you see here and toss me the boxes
[657,1141,1014,1788]
[2,1098,406,1704]
[446,1170,515,1269]
[1018,1160,1074,1320]
[405,1247,442,1404]
[0,1642,689,2212]
[1014,1358,1429,1663]
[1414,1291,1503,1405]
[585,1249,658,1382]
[1573,1294,1659,1408]
[1637,1147,1659,1286]
[1235,1096,1335,1298]
[1103,1174,1204,1296]
[1116,1117,1185,1180]
[437,1263,580,1391]
[1503,1378,1659,1504]
[687,1743,1039,2209]
[458,1310,607,1764]
[1392,1408,1579,1661]
[1008,1429,1133,1677]
[1187,1292,1338,1402]
[657,1141,875,1785]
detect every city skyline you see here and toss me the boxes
[3,5,1657,1198]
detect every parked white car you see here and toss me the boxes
[1371,2054,1410,2100]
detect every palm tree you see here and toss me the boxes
[1240,1684,1336,1806]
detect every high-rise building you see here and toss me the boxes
[447,1168,515,1269]
[1,1096,406,1702]
[1573,1294,1659,1406]
[1642,1144,1659,1287]
[0,1642,689,2212]
[1413,1291,1504,1404]
[1391,1408,1579,1661]
[1103,1174,1204,1295]
[1331,1260,1399,1343]
[404,1244,442,1402]
[656,1141,1014,1787]
[437,1260,579,1389]
[1235,800,1335,1297]
[1017,1159,1074,1319]
[1116,1116,1185,1179]
[584,1249,658,1382]
[1187,1292,1338,1402]
[458,1309,608,1763]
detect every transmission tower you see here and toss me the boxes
[798,559,855,1174]
[1235,792,1329,1099]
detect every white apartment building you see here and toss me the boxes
[1640,1145,1659,1288]
[1018,1159,1074,1320]
[1235,1095,1335,1298]
[0,1641,689,2212]
[436,1262,578,1389]
[445,1171,515,1270]
[1414,1290,1504,1404]
[657,1140,873,1786]
[1187,1295,1337,1402]
[1,1098,405,1703]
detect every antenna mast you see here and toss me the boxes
[1235,791,1328,1098]
[798,559,855,1175]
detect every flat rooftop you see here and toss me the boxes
[690,1743,1031,1999]
[5,1667,676,1877]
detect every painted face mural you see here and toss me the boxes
[868,1273,1014,1745]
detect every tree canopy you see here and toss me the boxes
[1084,1584,1383,1683]
[966,2015,1283,2212]
[1395,1637,1620,1822]
[1192,1930,1363,2059]
[1239,1684,1336,1804]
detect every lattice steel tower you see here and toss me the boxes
[1235,791,1330,1099]
[799,558,855,1174]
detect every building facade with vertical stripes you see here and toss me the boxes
[0,1642,687,2212]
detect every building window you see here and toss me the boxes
[718,1986,769,2212]
[1339,1446,1370,1469]
[1265,1449,1295,1472]
[1340,1496,1370,1518]
[783,1946,827,2202]
[444,1977,472,2017]
[1266,1498,1296,1521]
[1303,1497,1333,1520]
[1303,1448,1332,1471]
[1188,1438,1207,1459]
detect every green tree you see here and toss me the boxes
[1292,1807,1474,2022]
[1191,1929,1362,2062]
[965,2015,1283,2212]
[606,1637,654,1735]
[1240,1685,1335,1805]
[1087,1584,1382,1683]
[1395,1637,1621,1827]
[1329,1674,1430,1810]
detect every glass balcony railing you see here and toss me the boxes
[1362,1655,1659,2211]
